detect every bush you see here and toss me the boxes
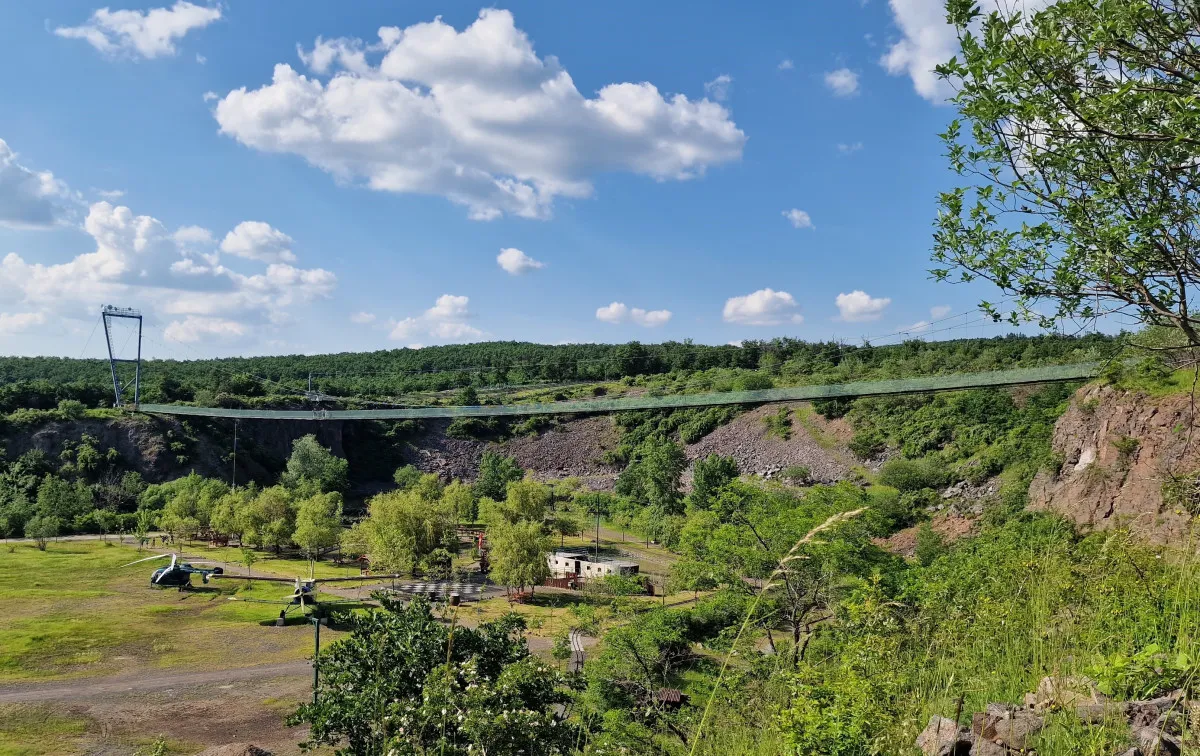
[393,465,422,490]
[876,458,947,492]
[914,522,946,566]
[763,407,792,440]
[446,416,503,440]
[781,465,812,484]
[848,429,886,459]
[733,373,774,391]
[57,399,86,419]
[551,633,572,660]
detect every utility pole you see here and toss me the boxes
[230,419,239,489]
[311,615,322,705]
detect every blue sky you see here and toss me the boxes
[0,0,1025,359]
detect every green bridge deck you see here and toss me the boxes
[135,362,1099,421]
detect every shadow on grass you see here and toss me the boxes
[252,603,376,628]
[519,592,596,609]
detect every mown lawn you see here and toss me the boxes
[0,540,340,682]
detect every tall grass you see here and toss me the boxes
[896,520,1200,754]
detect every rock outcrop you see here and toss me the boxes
[917,677,1190,755]
[1029,384,1200,544]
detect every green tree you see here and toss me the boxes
[454,385,480,406]
[240,547,259,580]
[209,488,253,544]
[293,492,344,564]
[282,434,348,492]
[412,472,445,502]
[619,436,686,516]
[488,519,551,595]
[24,514,61,550]
[474,452,524,501]
[353,489,455,574]
[932,0,1200,345]
[134,509,155,547]
[443,480,478,523]
[35,475,92,529]
[289,597,575,755]
[551,509,582,548]
[488,478,550,525]
[248,486,296,553]
[690,454,739,510]
[0,491,33,541]
[393,464,422,490]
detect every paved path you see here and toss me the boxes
[567,629,585,673]
[0,661,311,704]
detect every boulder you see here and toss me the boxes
[970,740,1007,756]
[1131,725,1181,756]
[1028,675,1105,710]
[971,706,1043,750]
[915,715,971,756]
[1075,701,1129,724]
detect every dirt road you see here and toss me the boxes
[0,661,311,704]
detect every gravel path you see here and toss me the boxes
[0,662,311,704]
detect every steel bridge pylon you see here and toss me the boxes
[101,305,143,408]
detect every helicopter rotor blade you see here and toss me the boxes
[121,553,174,568]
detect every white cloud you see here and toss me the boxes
[202,91,218,102]
[173,224,213,246]
[389,294,485,343]
[704,74,733,102]
[930,304,951,319]
[632,308,672,327]
[723,288,804,326]
[882,0,1054,102]
[778,59,794,71]
[836,290,891,322]
[824,68,860,97]
[196,53,206,64]
[782,208,813,229]
[220,221,296,263]
[496,247,544,275]
[96,188,126,200]
[350,311,376,324]
[0,312,46,333]
[54,1,221,59]
[164,316,246,342]
[0,139,75,229]
[907,320,931,333]
[213,9,746,221]
[596,302,628,324]
[595,301,672,327]
[0,200,335,341]
[837,142,864,154]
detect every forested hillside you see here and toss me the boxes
[0,333,1116,412]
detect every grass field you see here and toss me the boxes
[0,540,331,683]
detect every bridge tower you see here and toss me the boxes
[101,305,143,408]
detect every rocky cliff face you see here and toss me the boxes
[1029,384,1200,544]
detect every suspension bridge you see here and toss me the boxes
[91,305,1104,422]
[134,362,1100,421]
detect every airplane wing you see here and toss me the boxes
[227,597,294,605]
[121,553,173,568]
